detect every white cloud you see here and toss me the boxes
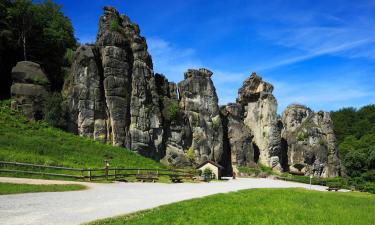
[147,37,202,82]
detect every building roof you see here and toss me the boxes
[196,160,224,169]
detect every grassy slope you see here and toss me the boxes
[88,189,375,225]
[0,182,86,195]
[0,100,163,169]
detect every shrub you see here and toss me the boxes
[43,93,67,129]
[203,168,213,180]
[297,132,307,141]
[110,17,121,32]
[162,98,179,121]
[186,147,195,163]
[63,48,75,67]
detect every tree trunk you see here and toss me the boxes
[23,35,27,61]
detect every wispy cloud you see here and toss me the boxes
[147,37,202,82]
[270,71,375,113]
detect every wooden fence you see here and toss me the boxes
[0,161,193,181]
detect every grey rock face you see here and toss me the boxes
[281,104,341,177]
[10,61,50,120]
[64,6,341,177]
[221,103,254,171]
[66,6,163,159]
[178,69,224,165]
[237,73,282,170]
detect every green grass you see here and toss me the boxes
[87,188,375,225]
[0,100,164,171]
[238,164,275,177]
[0,182,86,195]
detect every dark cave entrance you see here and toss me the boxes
[253,142,260,163]
[280,138,289,171]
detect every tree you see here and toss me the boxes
[0,0,76,98]
[6,0,34,61]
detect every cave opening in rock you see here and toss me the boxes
[280,138,289,171]
[253,142,260,163]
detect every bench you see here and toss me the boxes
[170,174,183,183]
[327,187,339,192]
[136,172,159,182]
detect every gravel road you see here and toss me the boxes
[0,177,347,225]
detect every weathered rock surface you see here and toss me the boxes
[281,104,341,177]
[221,103,254,172]
[237,73,282,170]
[177,69,225,165]
[67,6,163,159]
[10,61,50,120]
[64,6,341,177]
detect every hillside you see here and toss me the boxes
[0,100,164,169]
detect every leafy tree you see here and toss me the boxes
[0,0,76,99]
[6,0,34,61]
[43,92,67,129]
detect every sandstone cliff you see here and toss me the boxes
[236,73,283,171]
[66,6,163,159]
[281,104,341,177]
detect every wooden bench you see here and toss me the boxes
[170,174,183,183]
[327,187,339,192]
[136,172,159,182]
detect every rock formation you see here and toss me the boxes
[10,61,50,120]
[220,103,254,172]
[66,6,163,159]
[177,69,224,165]
[236,73,282,171]
[281,104,341,177]
[61,6,341,177]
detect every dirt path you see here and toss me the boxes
[0,177,348,225]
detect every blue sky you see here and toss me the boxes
[55,0,375,113]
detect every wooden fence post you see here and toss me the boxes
[88,168,91,181]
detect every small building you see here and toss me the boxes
[196,160,224,179]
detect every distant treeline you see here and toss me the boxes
[331,105,375,181]
[0,0,76,99]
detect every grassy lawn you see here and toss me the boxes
[87,189,375,225]
[0,100,164,170]
[0,182,86,195]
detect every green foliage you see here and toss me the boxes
[63,48,75,67]
[202,168,213,179]
[0,0,77,96]
[0,182,85,195]
[0,100,164,172]
[110,17,121,32]
[43,92,67,128]
[296,132,307,141]
[238,164,275,177]
[88,189,375,225]
[186,147,195,163]
[162,98,179,121]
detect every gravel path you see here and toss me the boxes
[0,177,347,225]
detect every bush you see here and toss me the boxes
[203,168,213,180]
[162,98,179,121]
[297,132,307,141]
[186,147,195,163]
[110,17,121,32]
[43,93,67,129]
[344,149,369,177]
